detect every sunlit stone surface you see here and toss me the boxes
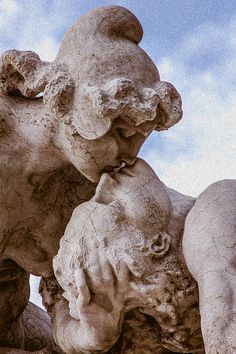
[0,5,235,354]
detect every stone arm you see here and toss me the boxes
[0,300,62,353]
[183,179,236,354]
[52,296,123,354]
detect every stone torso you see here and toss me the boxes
[0,94,95,277]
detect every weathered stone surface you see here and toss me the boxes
[0,5,182,351]
[183,179,236,353]
[0,4,234,354]
[51,159,203,353]
[0,301,62,353]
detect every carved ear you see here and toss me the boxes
[0,49,74,116]
[150,232,171,258]
[154,81,182,131]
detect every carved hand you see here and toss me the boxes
[71,246,129,335]
[53,245,129,353]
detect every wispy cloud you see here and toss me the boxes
[0,0,62,61]
[0,0,19,29]
[141,14,236,196]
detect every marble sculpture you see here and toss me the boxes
[0,5,235,354]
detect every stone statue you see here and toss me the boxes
[0,5,235,354]
[52,159,202,354]
[50,159,236,354]
[0,5,181,353]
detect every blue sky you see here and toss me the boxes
[1,0,236,306]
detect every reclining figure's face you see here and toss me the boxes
[53,159,202,353]
[54,159,171,315]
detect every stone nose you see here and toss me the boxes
[118,141,142,167]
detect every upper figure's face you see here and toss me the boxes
[0,6,182,182]
[52,6,182,182]
[59,81,161,182]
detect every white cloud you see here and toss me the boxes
[0,1,62,60]
[36,37,59,61]
[142,15,236,197]
[144,137,236,197]
[1,0,18,13]
[0,0,19,28]
[16,35,59,61]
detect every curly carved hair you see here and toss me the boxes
[0,6,182,139]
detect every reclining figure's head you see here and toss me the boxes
[53,159,202,352]
[54,158,172,309]
[0,6,182,181]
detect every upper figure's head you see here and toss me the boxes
[0,6,182,181]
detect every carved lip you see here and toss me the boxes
[101,166,118,174]
[101,162,126,174]
[113,161,126,173]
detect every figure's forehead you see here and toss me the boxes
[73,201,122,235]
[69,76,160,140]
